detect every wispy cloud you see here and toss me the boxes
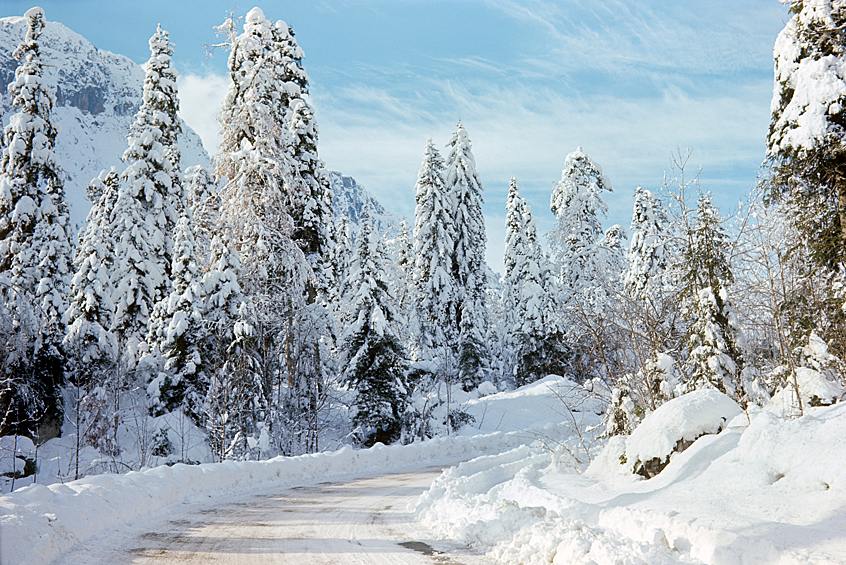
[177,72,230,155]
[314,75,773,266]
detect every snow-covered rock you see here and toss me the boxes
[624,388,742,477]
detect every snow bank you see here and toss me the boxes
[415,402,846,564]
[0,423,547,565]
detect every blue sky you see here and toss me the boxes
[4,1,791,267]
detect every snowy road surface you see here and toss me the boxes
[50,465,495,565]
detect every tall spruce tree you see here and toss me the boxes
[412,139,456,366]
[548,147,613,311]
[682,194,743,396]
[215,7,322,456]
[65,169,120,381]
[340,204,408,446]
[765,0,846,353]
[147,211,206,422]
[0,7,72,439]
[110,25,182,366]
[445,122,488,388]
[766,0,846,270]
[502,178,565,386]
[625,187,671,300]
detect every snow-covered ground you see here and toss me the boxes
[3,375,845,565]
[416,388,846,565]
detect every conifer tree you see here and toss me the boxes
[215,7,319,455]
[340,204,408,446]
[445,122,488,388]
[147,212,206,421]
[328,215,352,317]
[765,0,846,353]
[766,0,846,270]
[502,178,565,385]
[412,139,456,365]
[65,169,120,379]
[625,187,671,300]
[389,219,415,344]
[110,25,183,366]
[682,194,743,396]
[0,7,72,437]
[548,147,612,310]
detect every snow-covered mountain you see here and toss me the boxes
[327,170,404,238]
[0,16,210,231]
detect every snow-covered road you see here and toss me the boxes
[49,465,495,565]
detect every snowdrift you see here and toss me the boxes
[415,399,846,564]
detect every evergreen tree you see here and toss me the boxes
[389,219,415,345]
[766,0,846,271]
[184,164,218,262]
[502,178,565,386]
[216,7,309,301]
[412,139,456,365]
[110,25,183,366]
[624,187,671,300]
[0,7,72,439]
[286,97,334,299]
[340,204,408,446]
[65,169,120,379]
[682,194,744,396]
[147,212,206,422]
[599,224,627,285]
[328,214,352,318]
[215,7,318,455]
[548,147,613,311]
[765,1,846,353]
[445,122,488,388]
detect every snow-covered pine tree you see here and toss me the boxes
[286,98,333,299]
[682,193,743,396]
[183,164,218,263]
[0,7,72,439]
[197,233,242,449]
[765,0,846,354]
[502,178,565,386]
[445,122,488,389]
[548,147,613,311]
[283,89,336,454]
[110,25,183,367]
[625,187,671,300]
[340,203,408,446]
[147,211,206,422]
[766,0,846,271]
[65,169,120,382]
[546,148,622,383]
[616,186,680,410]
[388,219,415,346]
[328,214,352,318]
[599,224,627,285]
[412,139,457,367]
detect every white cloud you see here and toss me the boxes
[177,72,230,156]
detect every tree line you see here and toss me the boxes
[2,1,845,480]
